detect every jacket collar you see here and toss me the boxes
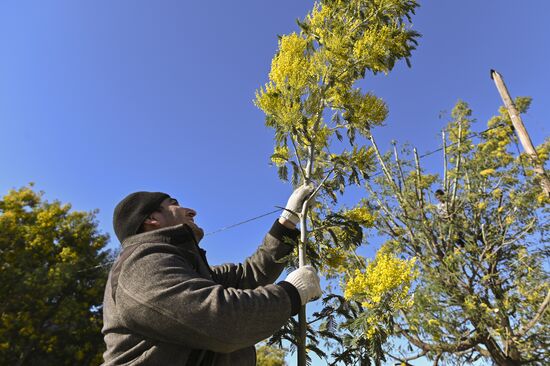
[121,224,199,249]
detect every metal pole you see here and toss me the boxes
[297,145,314,366]
[297,204,307,366]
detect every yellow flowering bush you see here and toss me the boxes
[0,186,109,364]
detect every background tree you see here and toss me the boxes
[255,0,420,364]
[0,185,111,366]
[256,343,287,366]
[345,100,549,365]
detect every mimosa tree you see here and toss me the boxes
[255,0,420,364]
[352,100,549,365]
[0,186,111,366]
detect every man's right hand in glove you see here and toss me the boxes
[282,265,322,306]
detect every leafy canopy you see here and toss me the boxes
[360,99,549,365]
[0,185,111,366]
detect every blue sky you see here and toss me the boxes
[1,1,549,364]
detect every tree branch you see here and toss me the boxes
[395,323,482,354]
[290,134,307,181]
[475,345,491,358]
[392,141,406,194]
[369,134,402,200]
[387,350,427,364]
[450,119,463,211]
[515,288,550,338]
[442,130,449,193]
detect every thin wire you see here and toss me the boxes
[203,209,282,236]
[76,123,511,272]
[368,123,509,179]
[418,123,506,159]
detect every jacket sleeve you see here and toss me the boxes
[210,220,299,289]
[116,242,293,353]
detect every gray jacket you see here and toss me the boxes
[101,221,300,365]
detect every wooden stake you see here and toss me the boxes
[490,69,550,197]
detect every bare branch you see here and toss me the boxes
[290,134,307,180]
[395,322,482,354]
[387,350,427,364]
[392,141,406,193]
[475,345,491,358]
[413,147,427,220]
[443,130,449,193]
[310,168,334,200]
[433,352,442,366]
[450,119,463,211]
[369,134,402,199]
[499,219,536,249]
[364,184,401,228]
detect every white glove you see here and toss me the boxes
[284,265,322,305]
[280,184,315,225]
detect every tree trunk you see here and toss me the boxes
[483,337,522,366]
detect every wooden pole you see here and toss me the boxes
[490,69,550,197]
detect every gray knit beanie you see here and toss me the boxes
[113,191,170,243]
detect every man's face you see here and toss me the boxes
[148,197,204,241]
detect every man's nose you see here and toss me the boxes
[185,208,196,217]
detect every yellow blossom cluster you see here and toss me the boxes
[254,31,324,130]
[59,247,78,263]
[271,145,290,167]
[343,205,375,227]
[492,188,502,199]
[255,82,302,129]
[477,114,514,165]
[536,192,549,205]
[363,313,380,340]
[477,201,487,210]
[307,0,416,74]
[463,295,478,312]
[269,33,315,92]
[353,24,411,73]
[479,168,496,176]
[344,248,417,310]
[307,2,355,70]
[306,2,332,39]
[535,138,550,162]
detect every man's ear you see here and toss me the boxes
[143,216,160,227]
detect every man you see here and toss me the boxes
[102,186,322,365]
[434,189,449,219]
